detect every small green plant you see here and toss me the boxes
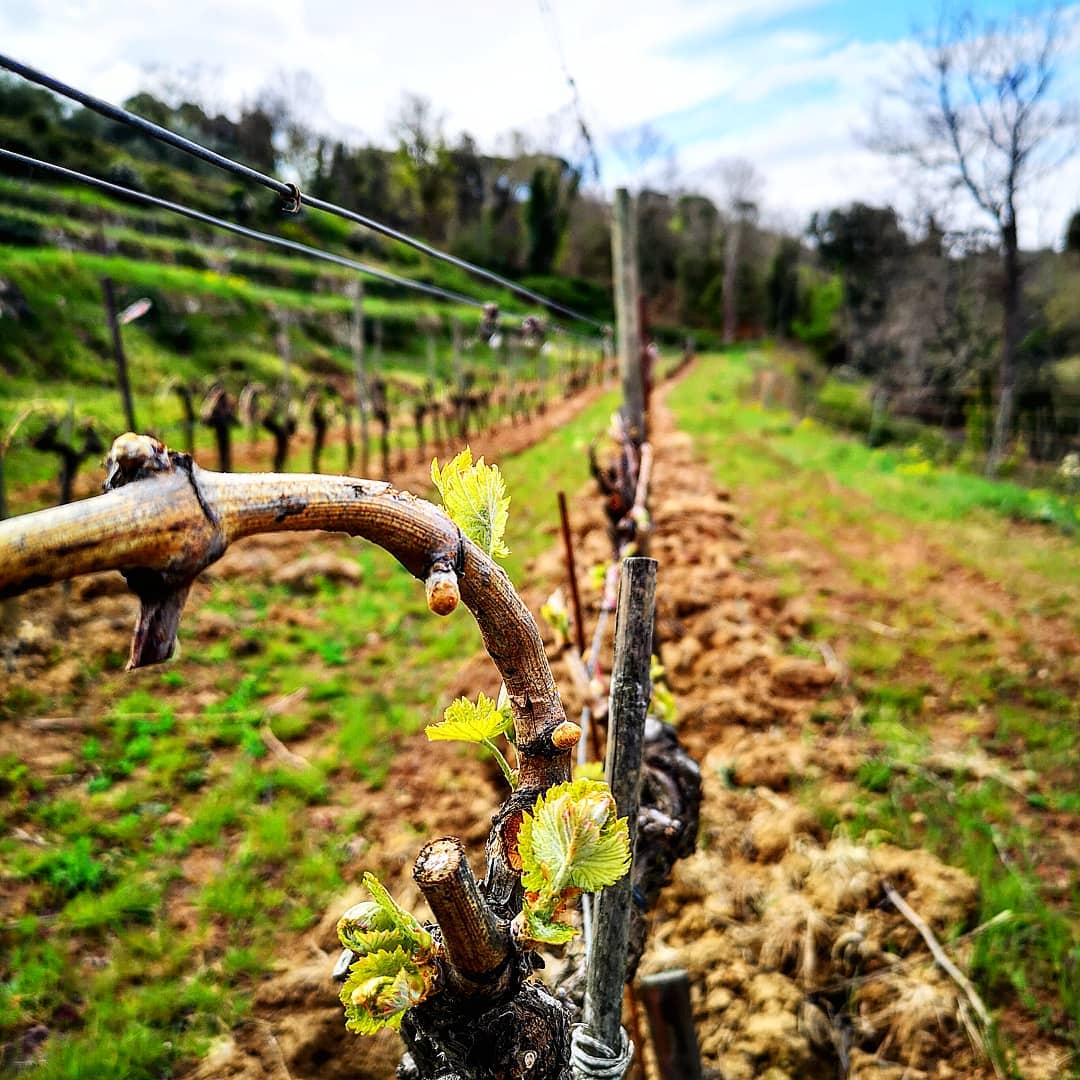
[540,591,571,647]
[336,873,439,1034]
[513,778,631,946]
[425,691,517,787]
[32,836,108,897]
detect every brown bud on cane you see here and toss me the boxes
[425,566,460,616]
[551,721,582,750]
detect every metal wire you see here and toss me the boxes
[570,1025,633,1080]
[0,53,607,330]
[0,148,486,311]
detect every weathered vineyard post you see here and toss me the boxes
[350,279,371,477]
[101,276,138,433]
[638,970,703,1079]
[611,189,644,445]
[277,309,293,401]
[453,319,468,441]
[373,318,391,477]
[576,558,656,1077]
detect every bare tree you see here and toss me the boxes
[872,4,1078,472]
[717,159,763,344]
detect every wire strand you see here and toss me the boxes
[0,148,490,312]
[0,53,607,330]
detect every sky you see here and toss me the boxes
[3,0,1079,247]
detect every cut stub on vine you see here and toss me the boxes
[104,434,216,669]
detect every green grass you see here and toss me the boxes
[670,348,1080,1064]
[0,377,616,1075]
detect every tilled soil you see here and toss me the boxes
[186,373,1026,1079]
[4,369,1064,1079]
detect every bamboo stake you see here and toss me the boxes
[582,556,657,1052]
[557,492,587,659]
[349,280,370,477]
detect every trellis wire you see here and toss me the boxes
[570,1025,633,1080]
[0,148,485,311]
[0,53,607,330]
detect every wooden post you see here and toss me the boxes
[638,296,653,434]
[557,492,587,659]
[350,280,370,477]
[503,334,514,427]
[611,189,644,445]
[102,276,137,433]
[582,556,657,1053]
[277,310,293,401]
[373,319,391,477]
[637,970,703,1080]
[453,320,466,440]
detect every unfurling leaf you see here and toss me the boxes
[540,589,571,648]
[339,946,438,1034]
[426,692,513,745]
[513,778,631,946]
[519,778,631,896]
[649,656,678,725]
[337,872,433,958]
[337,874,438,1035]
[430,447,510,559]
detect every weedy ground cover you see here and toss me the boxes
[669,349,1079,1064]
[0,388,617,1077]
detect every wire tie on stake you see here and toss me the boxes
[280,182,303,214]
[570,1025,633,1080]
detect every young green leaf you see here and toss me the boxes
[430,447,510,559]
[425,692,513,744]
[339,946,438,1034]
[518,778,631,897]
[337,873,433,958]
[337,874,439,1036]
